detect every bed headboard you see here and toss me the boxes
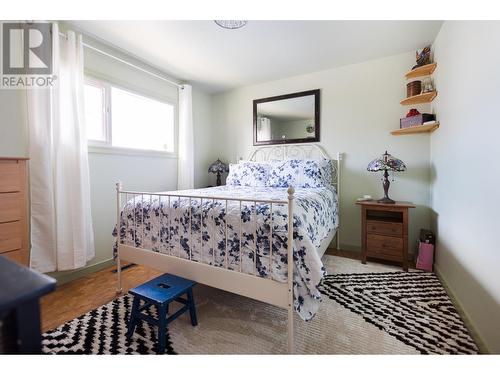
[248,143,329,161]
[247,144,342,250]
[247,144,343,186]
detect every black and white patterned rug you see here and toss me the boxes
[318,271,478,354]
[42,294,176,354]
[42,266,478,354]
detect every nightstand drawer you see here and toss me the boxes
[366,248,402,262]
[366,220,403,237]
[367,234,403,254]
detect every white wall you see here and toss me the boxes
[212,51,432,251]
[193,87,218,187]
[431,21,500,353]
[0,89,28,157]
[0,25,28,158]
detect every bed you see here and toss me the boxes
[113,144,342,353]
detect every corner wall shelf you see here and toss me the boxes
[405,63,437,79]
[391,122,440,135]
[400,91,437,105]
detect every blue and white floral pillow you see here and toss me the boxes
[226,162,270,187]
[267,159,332,188]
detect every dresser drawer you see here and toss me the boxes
[366,248,402,262]
[366,220,403,237]
[0,160,21,192]
[367,234,403,258]
[1,248,24,264]
[0,192,22,223]
[0,221,22,253]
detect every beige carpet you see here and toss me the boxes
[167,255,419,354]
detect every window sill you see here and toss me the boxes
[88,145,177,159]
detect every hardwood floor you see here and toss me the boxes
[40,263,162,332]
[40,248,362,332]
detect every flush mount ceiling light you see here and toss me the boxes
[214,20,248,29]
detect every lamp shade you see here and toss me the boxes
[367,151,406,172]
[208,159,229,174]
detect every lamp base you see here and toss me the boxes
[377,197,396,204]
[378,169,395,204]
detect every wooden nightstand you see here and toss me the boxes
[356,200,415,271]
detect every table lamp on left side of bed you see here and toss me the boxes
[367,151,407,204]
[208,159,229,186]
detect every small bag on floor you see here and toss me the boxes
[416,242,434,272]
[416,229,435,272]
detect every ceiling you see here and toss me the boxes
[70,20,443,93]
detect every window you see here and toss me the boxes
[111,87,175,152]
[84,80,107,142]
[83,77,176,153]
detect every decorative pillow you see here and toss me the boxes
[267,159,332,188]
[322,159,334,185]
[226,162,270,187]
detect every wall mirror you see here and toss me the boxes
[253,89,320,145]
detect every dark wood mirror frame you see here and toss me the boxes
[253,89,320,146]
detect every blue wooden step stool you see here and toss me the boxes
[126,273,198,354]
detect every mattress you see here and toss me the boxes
[113,185,338,320]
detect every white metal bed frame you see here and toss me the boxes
[115,144,342,353]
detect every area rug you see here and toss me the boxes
[42,295,175,354]
[42,256,478,354]
[319,271,478,354]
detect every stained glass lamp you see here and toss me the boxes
[208,159,229,186]
[367,151,407,204]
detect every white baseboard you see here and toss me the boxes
[434,263,489,354]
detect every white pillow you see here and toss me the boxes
[226,162,270,187]
[267,159,332,188]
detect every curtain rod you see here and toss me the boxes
[58,31,184,89]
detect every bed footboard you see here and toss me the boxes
[115,182,295,353]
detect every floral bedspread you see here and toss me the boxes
[113,185,338,320]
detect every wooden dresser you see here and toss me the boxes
[0,157,29,266]
[356,200,415,271]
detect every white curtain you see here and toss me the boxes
[177,84,194,190]
[28,24,95,272]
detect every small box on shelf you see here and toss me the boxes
[400,113,435,129]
